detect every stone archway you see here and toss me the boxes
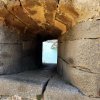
[0,0,99,100]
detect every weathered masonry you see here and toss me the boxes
[0,0,100,100]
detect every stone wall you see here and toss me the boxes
[0,24,22,74]
[22,36,42,71]
[58,20,100,98]
[0,23,42,74]
[0,0,99,99]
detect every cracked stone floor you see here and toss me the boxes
[0,64,56,100]
[0,64,99,100]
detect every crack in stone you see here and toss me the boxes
[35,70,56,100]
[58,57,100,74]
[78,87,100,99]
[41,74,55,100]
[60,37,100,42]
[84,37,100,40]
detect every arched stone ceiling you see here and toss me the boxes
[0,0,99,40]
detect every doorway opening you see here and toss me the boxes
[42,39,58,70]
[42,39,58,65]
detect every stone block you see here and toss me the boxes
[72,0,100,22]
[0,44,22,74]
[62,60,100,97]
[58,0,100,22]
[55,20,66,34]
[55,13,72,27]
[58,33,66,43]
[64,39,100,74]
[22,41,37,70]
[57,58,63,75]
[66,20,100,40]
[44,74,100,100]
[44,0,58,25]
[0,70,53,99]
[56,0,79,27]
[0,26,21,43]
[58,41,66,58]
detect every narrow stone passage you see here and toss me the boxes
[0,0,99,100]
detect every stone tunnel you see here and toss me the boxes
[0,0,100,100]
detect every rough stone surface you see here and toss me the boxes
[62,60,100,97]
[57,17,100,98]
[0,24,22,75]
[0,0,62,37]
[22,40,38,71]
[71,0,100,22]
[0,0,79,36]
[44,0,58,25]
[0,70,54,99]
[57,0,79,26]
[65,20,100,40]
[0,24,43,74]
[58,42,65,58]
[0,0,99,99]
[63,39,100,74]
[0,0,100,36]
[58,0,100,24]
[58,33,65,41]
[0,95,24,100]
[0,44,22,74]
[55,20,67,34]
[57,58,63,75]
[44,74,100,100]
[0,25,21,43]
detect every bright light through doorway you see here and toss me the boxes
[42,40,58,64]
